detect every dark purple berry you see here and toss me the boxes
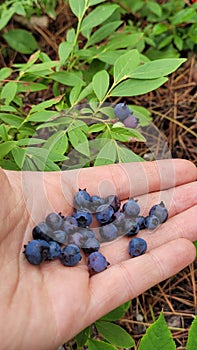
[60,244,82,266]
[123,218,140,237]
[47,241,61,260]
[128,237,147,257]
[144,215,160,230]
[51,230,68,244]
[123,115,139,129]
[135,216,146,230]
[45,212,63,230]
[96,204,114,225]
[72,210,92,227]
[82,237,100,254]
[99,223,118,241]
[88,251,110,273]
[61,216,78,234]
[32,222,53,242]
[68,231,85,248]
[24,239,50,265]
[105,195,121,212]
[122,198,140,217]
[74,188,91,210]
[149,201,168,223]
[114,102,132,121]
[90,195,105,211]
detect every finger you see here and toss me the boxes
[61,159,197,201]
[87,238,196,323]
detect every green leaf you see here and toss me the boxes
[58,41,72,65]
[130,58,186,79]
[111,127,146,142]
[101,302,131,322]
[81,4,119,33]
[114,50,140,83]
[3,29,39,54]
[17,138,45,146]
[0,8,16,31]
[0,113,24,127]
[92,70,109,101]
[69,84,82,106]
[158,35,173,50]
[0,141,16,159]
[75,327,90,348]
[129,105,152,126]
[147,1,162,17]
[87,339,117,350]
[28,110,59,122]
[51,72,85,86]
[186,317,197,350]
[17,82,48,93]
[86,21,122,47]
[69,0,86,19]
[94,139,116,166]
[88,124,106,132]
[88,0,106,5]
[117,146,144,163]
[0,124,9,141]
[0,67,12,81]
[12,147,26,169]
[95,320,135,348]
[1,82,17,105]
[171,8,196,25]
[75,82,93,104]
[153,23,168,35]
[138,312,176,350]
[43,131,68,154]
[68,128,90,157]
[30,96,64,113]
[111,77,168,97]
[193,241,197,258]
[174,35,183,51]
[23,147,60,171]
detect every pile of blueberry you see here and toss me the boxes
[23,188,168,273]
[114,102,139,128]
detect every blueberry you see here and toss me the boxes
[47,241,61,260]
[123,115,139,129]
[96,204,114,225]
[88,252,110,273]
[78,227,96,240]
[68,231,85,248]
[105,195,121,212]
[24,239,50,265]
[82,237,100,254]
[45,212,63,230]
[123,218,140,237]
[114,102,132,121]
[52,230,68,244]
[144,215,160,230]
[149,201,168,223]
[32,221,53,242]
[99,223,118,241]
[128,237,147,257]
[90,195,105,211]
[61,216,78,234]
[60,244,82,266]
[135,216,146,230]
[113,211,126,228]
[73,210,92,227]
[74,188,91,210]
[122,198,140,217]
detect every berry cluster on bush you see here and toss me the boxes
[114,102,139,129]
[23,188,168,273]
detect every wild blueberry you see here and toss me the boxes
[51,230,68,244]
[32,221,53,242]
[113,211,126,228]
[96,204,114,225]
[123,115,139,129]
[82,237,100,254]
[61,216,78,234]
[47,241,61,260]
[135,216,146,230]
[45,212,63,230]
[90,195,105,211]
[88,251,110,273]
[99,223,118,241]
[60,244,82,267]
[144,215,160,230]
[114,102,132,121]
[78,227,96,240]
[105,195,121,212]
[72,210,92,227]
[149,201,168,224]
[68,231,85,248]
[128,237,147,257]
[122,198,140,217]
[24,239,50,265]
[123,218,140,237]
[74,188,91,210]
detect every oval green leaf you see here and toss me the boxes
[111,77,168,96]
[95,320,135,348]
[3,29,39,54]
[92,70,109,101]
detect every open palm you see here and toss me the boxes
[0,159,196,350]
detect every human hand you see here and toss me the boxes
[0,159,196,350]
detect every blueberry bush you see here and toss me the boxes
[0,0,196,349]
